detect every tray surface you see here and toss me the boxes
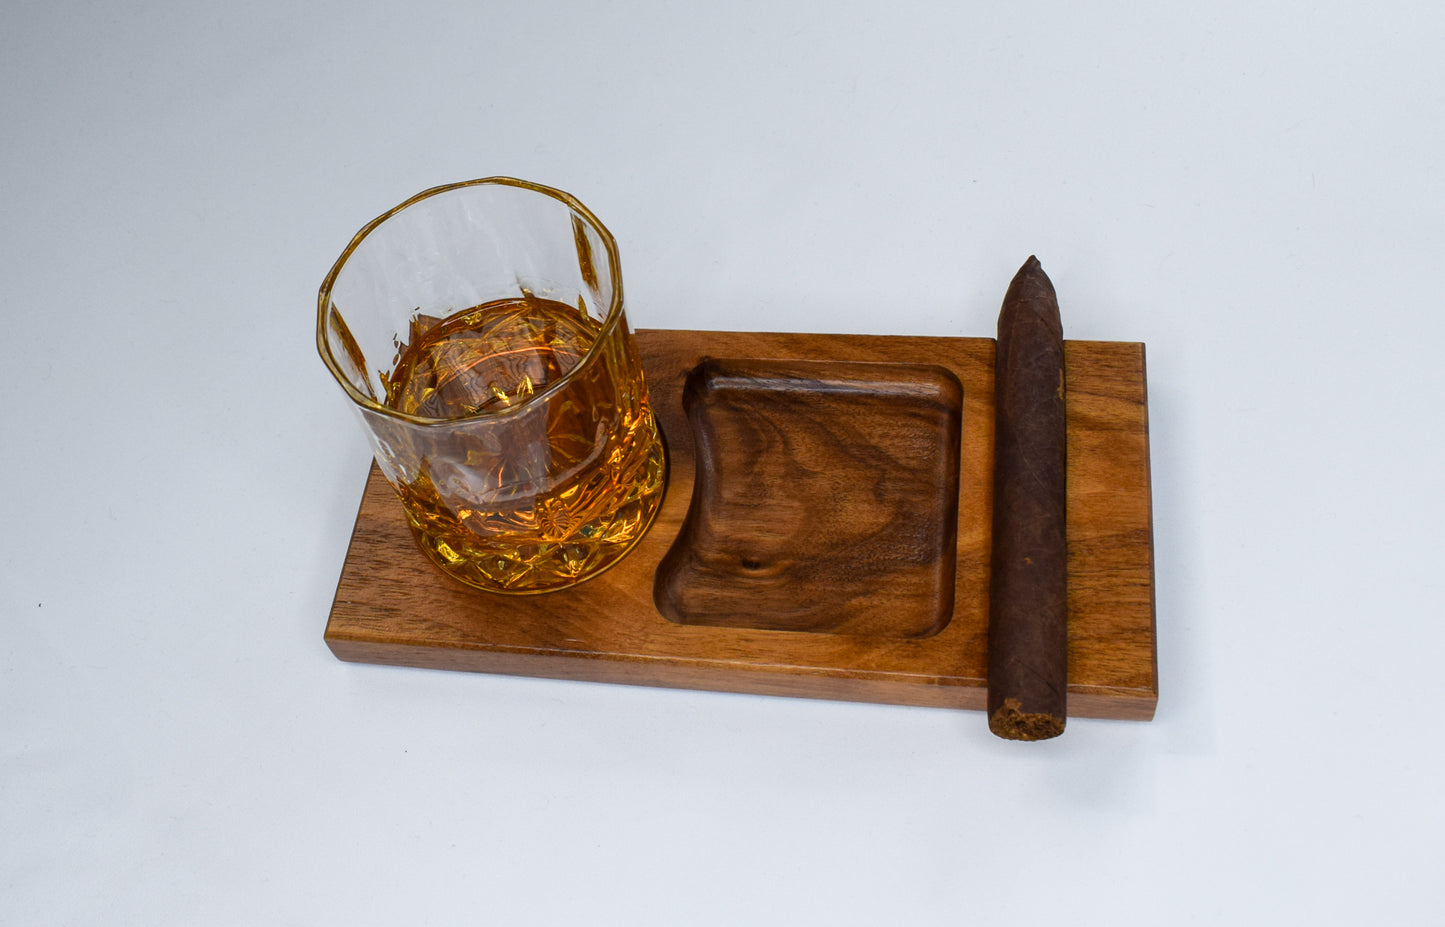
[324,329,1157,720]
[654,357,963,638]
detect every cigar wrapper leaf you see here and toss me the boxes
[988,256,1068,741]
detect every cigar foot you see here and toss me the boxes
[988,699,1065,741]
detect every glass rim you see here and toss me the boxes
[316,176,627,427]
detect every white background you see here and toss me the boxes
[4,1,1443,923]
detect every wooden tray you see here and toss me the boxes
[324,330,1158,720]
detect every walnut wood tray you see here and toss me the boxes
[324,329,1158,720]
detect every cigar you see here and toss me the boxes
[988,256,1068,740]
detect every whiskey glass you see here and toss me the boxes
[318,178,666,593]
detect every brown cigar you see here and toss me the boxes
[988,256,1068,740]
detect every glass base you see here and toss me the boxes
[404,442,666,595]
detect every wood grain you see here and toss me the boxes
[654,357,963,638]
[323,329,1158,721]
